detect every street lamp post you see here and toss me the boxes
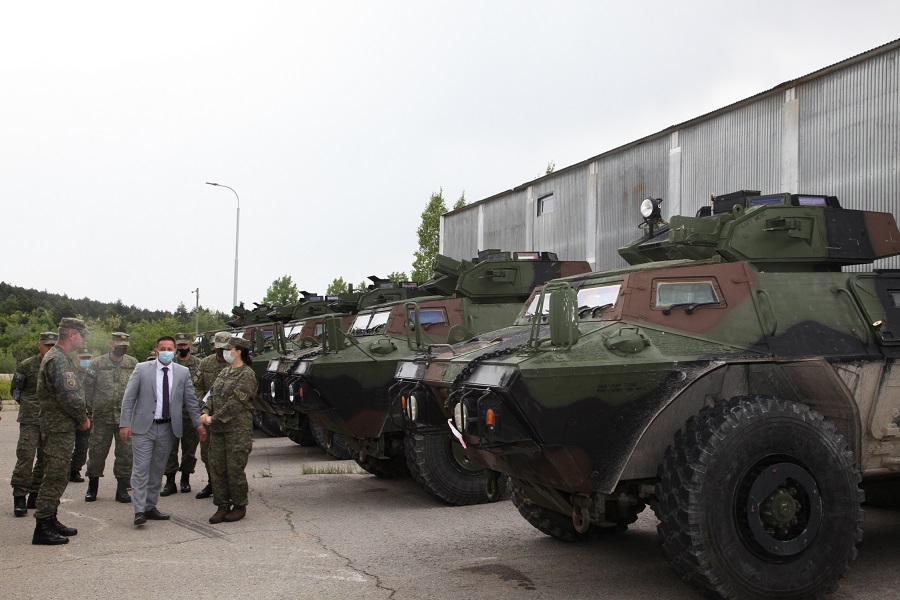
[191,288,200,339]
[205,182,240,308]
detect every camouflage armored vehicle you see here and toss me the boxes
[290,250,591,487]
[422,191,900,599]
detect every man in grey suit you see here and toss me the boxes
[119,336,206,526]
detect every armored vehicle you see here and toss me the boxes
[425,191,900,599]
[290,250,591,489]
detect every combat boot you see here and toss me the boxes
[160,473,176,497]
[14,496,27,517]
[26,492,37,509]
[209,505,230,524]
[69,469,84,483]
[180,473,191,493]
[115,477,132,503]
[84,477,99,502]
[223,505,246,522]
[50,512,77,536]
[32,517,69,545]
[195,483,213,499]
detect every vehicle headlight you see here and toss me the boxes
[287,383,295,403]
[406,393,419,421]
[292,361,310,375]
[453,402,468,432]
[640,197,662,220]
[270,380,277,398]
[267,359,279,373]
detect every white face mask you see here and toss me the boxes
[223,350,236,364]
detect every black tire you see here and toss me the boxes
[310,422,353,460]
[286,417,317,447]
[354,453,411,478]
[405,431,510,505]
[252,410,285,437]
[655,396,864,600]
[509,478,632,541]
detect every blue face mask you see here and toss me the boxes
[157,351,175,364]
[79,360,91,369]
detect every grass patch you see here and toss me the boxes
[302,464,360,475]
[0,379,11,400]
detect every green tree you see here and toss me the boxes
[387,271,408,283]
[453,191,466,210]
[545,160,556,175]
[411,188,447,283]
[326,277,348,295]
[262,275,299,306]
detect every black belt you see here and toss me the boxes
[153,418,171,424]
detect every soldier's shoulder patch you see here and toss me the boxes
[86,369,97,377]
[65,372,75,378]
[66,378,77,388]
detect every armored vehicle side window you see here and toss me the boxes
[408,308,448,327]
[351,312,373,335]
[576,284,621,319]
[313,323,324,337]
[654,280,720,308]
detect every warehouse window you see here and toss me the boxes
[537,194,554,216]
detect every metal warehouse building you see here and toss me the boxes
[440,39,900,271]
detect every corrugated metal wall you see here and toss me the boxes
[441,42,900,271]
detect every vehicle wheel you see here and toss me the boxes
[252,410,285,437]
[286,417,317,447]
[655,396,863,600]
[354,453,410,478]
[310,422,353,460]
[405,431,510,505]
[509,479,627,541]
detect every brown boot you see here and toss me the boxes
[223,505,246,522]
[209,505,230,524]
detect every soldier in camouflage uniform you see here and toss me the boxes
[9,332,58,517]
[84,332,138,504]
[192,331,231,499]
[68,348,93,483]
[160,332,202,496]
[32,317,91,545]
[199,336,257,523]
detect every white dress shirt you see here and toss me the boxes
[154,359,174,419]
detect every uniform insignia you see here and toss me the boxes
[66,379,77,389]
[65,372,75,378]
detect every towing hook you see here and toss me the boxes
[571,494,592,533]
[485,470,502,502]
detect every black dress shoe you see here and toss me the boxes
[145,507,170,520]
[134,512,147,526]
[195,484,213,499]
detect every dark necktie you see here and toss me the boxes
[162,367,170,420]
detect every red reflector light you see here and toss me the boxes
[485,409,496,426]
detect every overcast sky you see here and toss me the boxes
[3,1,899,315]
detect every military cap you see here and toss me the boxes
[212,331,232,348]
[220,336,251,350]
[39,331,59,345]
[174,332,192,345]
[58,317,90,337]
[77,348,92,358]
[110,332,130,346]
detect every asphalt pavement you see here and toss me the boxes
[1,408,899,600]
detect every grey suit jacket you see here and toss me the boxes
[119,360,200,437]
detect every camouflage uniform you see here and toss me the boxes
[70,349,93,479]
[164,353,202,476]
[194,351,228,479]
[10,354,46,497]
[35,345,89,519]
[203,363,257,508]
[84,353,138,479]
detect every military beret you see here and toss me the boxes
[39,332,59,345]
[174,332,192,345]
[212,331,232,347]
[77,347,92,358]
[220,336,251,350]
[110,332,130,346]
[58,317,90,337]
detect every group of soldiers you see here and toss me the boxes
[6,318,232,544]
